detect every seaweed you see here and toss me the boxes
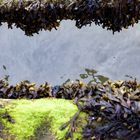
[0,67,140,139]
[0,0,140,35]
[62,80,140,140]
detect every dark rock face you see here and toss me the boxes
[0,21,140,85]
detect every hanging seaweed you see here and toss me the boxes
[0,0,140,35]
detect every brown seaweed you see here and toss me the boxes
[62,80,140,140]
[0,0,140,35]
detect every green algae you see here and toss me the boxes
[0,99,79,140]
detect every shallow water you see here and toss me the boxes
[0,21,140,85]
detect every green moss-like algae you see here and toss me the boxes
[0,98,79,140]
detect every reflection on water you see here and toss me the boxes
[79,68,109,84]
[0,21,140,85]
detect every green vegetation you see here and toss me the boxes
[0,99,78,140]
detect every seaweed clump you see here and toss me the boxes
[62,80,140,140]
[0,0,140,35]
[0,68,109,99]
[0,79,87,99]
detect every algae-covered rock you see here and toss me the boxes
[0,99,79,140]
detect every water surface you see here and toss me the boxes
[0,21,140,85]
